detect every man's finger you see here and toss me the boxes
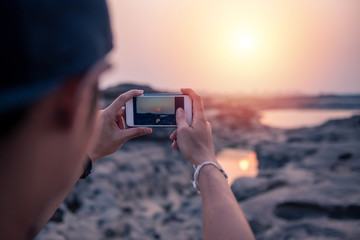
[116,107,125,120]
[170,129,177,140]
[176,107,188,128]
[181,88,206,123]
[116,117,125,130]
[119,127,152,141]
[109,89,144,111]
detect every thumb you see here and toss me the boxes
[119,127,152,141]
[176,107,188,127]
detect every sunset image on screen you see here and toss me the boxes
[137,97,174,114]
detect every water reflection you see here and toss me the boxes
[238,159,250,171]
[260,109,360,129]
[216,149,258,185]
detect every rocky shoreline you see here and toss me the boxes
[36,86,360,239]
[233,116,360,239]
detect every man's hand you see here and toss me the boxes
[88,90,152,162]
[170,89,255,240]
[169,88,218,167]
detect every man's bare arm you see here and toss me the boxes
[198,164,255,240]
[170,88,255,240]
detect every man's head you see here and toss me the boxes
[0,0,113,238]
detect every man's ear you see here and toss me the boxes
[53,78,83,129]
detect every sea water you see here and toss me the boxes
[260,109,360,129]
[216,149,258,185]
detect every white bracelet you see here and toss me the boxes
[192,161,228,193]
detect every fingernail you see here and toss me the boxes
[144,128,152,134]
[135,89,144,94]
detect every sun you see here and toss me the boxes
[231,31,256,54]
[240,36,253,49]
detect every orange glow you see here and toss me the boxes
[217,149,258,185]
[238,159,250,171]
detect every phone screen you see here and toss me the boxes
[133,96,184,125]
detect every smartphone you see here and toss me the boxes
[125,94,192,127]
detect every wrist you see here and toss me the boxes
[198,164,220,176]
[192,161,228,193]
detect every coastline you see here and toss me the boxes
[37,85,360,240]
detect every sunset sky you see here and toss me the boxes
[101,0,360,95]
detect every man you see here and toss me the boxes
[0,0,254,239]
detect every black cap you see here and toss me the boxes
[1,0,113,113]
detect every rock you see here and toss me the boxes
[248,219,271,236]
[49,208,64,223]
[239,171,360,239]
[36,112,360,240]
[261,223,346,240]
[254,142,317,169]
[64,192,81,213]
[231,177,287,201]
[37,139,202,240]
[338,152,353,161]
[211,106,260,130]
[118,223,132,238]
[321,115,360,129]
[121,206,133,214]
[236,114,360,239]
[145,228,161,239]
[274,202,330,220]
[104,228,116,238]
[162,203,172,212]
[101,83,162,100]
[162,212,184,224]
[299,142,360,173]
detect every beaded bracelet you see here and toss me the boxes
[192,161,228,193]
